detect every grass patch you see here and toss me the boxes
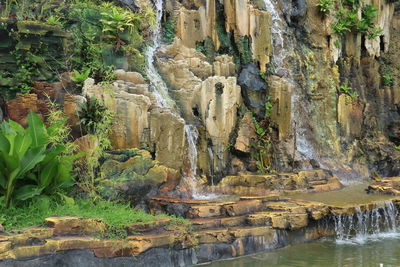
[0,197,189,239]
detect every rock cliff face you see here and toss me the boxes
[78,0,400,188]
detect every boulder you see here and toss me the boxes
[149,109,186,170]
[125,72,146,84]
[5,93,48,127]
[98,149,180,203]
[238,63,267,116]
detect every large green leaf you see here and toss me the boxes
[19,147,46,178]
[42,145,65,165]
[27,113,48,148]
[57,158,74,182]
[8,120,25,134]
[13,134,32,159]
[0,134,10,155]
[0,171,5,189]
[3,128,16,156]
[14,185,43,201]
[3,154,19,174]
[39,161,58,188]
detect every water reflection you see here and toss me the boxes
[203,236,400,267]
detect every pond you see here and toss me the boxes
[203,233,400,267]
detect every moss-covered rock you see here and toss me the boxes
[98,149,180,203]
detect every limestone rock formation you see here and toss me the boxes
[82,75,186,171]
[172,0,271,70]
[235,112,257,153]
[156,39,242,175]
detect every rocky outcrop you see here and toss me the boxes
[82,74,186,171]
[149,109,186,170]
[5,93,49,126]
[368,176,400,195]
[156,39,242,175]
[213,169,343,195]
[172,0,271,70]
[98,149,181,202]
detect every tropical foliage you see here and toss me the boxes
[0,113,79,208]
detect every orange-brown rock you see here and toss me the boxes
[190,216,246,230]
[45,217,107,236]
[7,227,54,246]
[63,94,84,126]
[222,200,263,216]
[125,217,171,233]
[5,94,48,126]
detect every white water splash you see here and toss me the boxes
[185,124,199,176]
[145,0,173,108]
[334,202,399,245]
[263,0,318,163]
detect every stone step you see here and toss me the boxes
[190,216,246,230]
[246,211,309,230]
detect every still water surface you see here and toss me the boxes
[203,234,400,267]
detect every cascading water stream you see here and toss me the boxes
[333,202,399,244]
[145,0,174,109]
[146,1,205,198]
[262,0,319,162]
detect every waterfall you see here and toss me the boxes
[333,202,399,244]
[146,1,204,198]
[183,124,216,199]
[185,124,199,176]
[145,0,174,109]
[262,0,318,163]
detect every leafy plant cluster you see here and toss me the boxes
[75,96,114,197]
[332,0,382,39]
[162,16,176,44]
[382,72,394,87]
[0,0,156,99]
[340,84,359,98]
[0,0,66,21]
[251,115,272,173]
[0,113,79,208]
[317,0,334,13]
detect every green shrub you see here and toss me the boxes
[162,17,176,44]
[382,72,394,86]
[317,0,334,13]
[333,3,382,40]
[78,96,113,135]
[340,84,359,98]
[71,69,91,84]
[0,113,79,208]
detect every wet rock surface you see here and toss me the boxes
[368,176,400,195]
[238,63,268,116]
[212,169,343,195]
